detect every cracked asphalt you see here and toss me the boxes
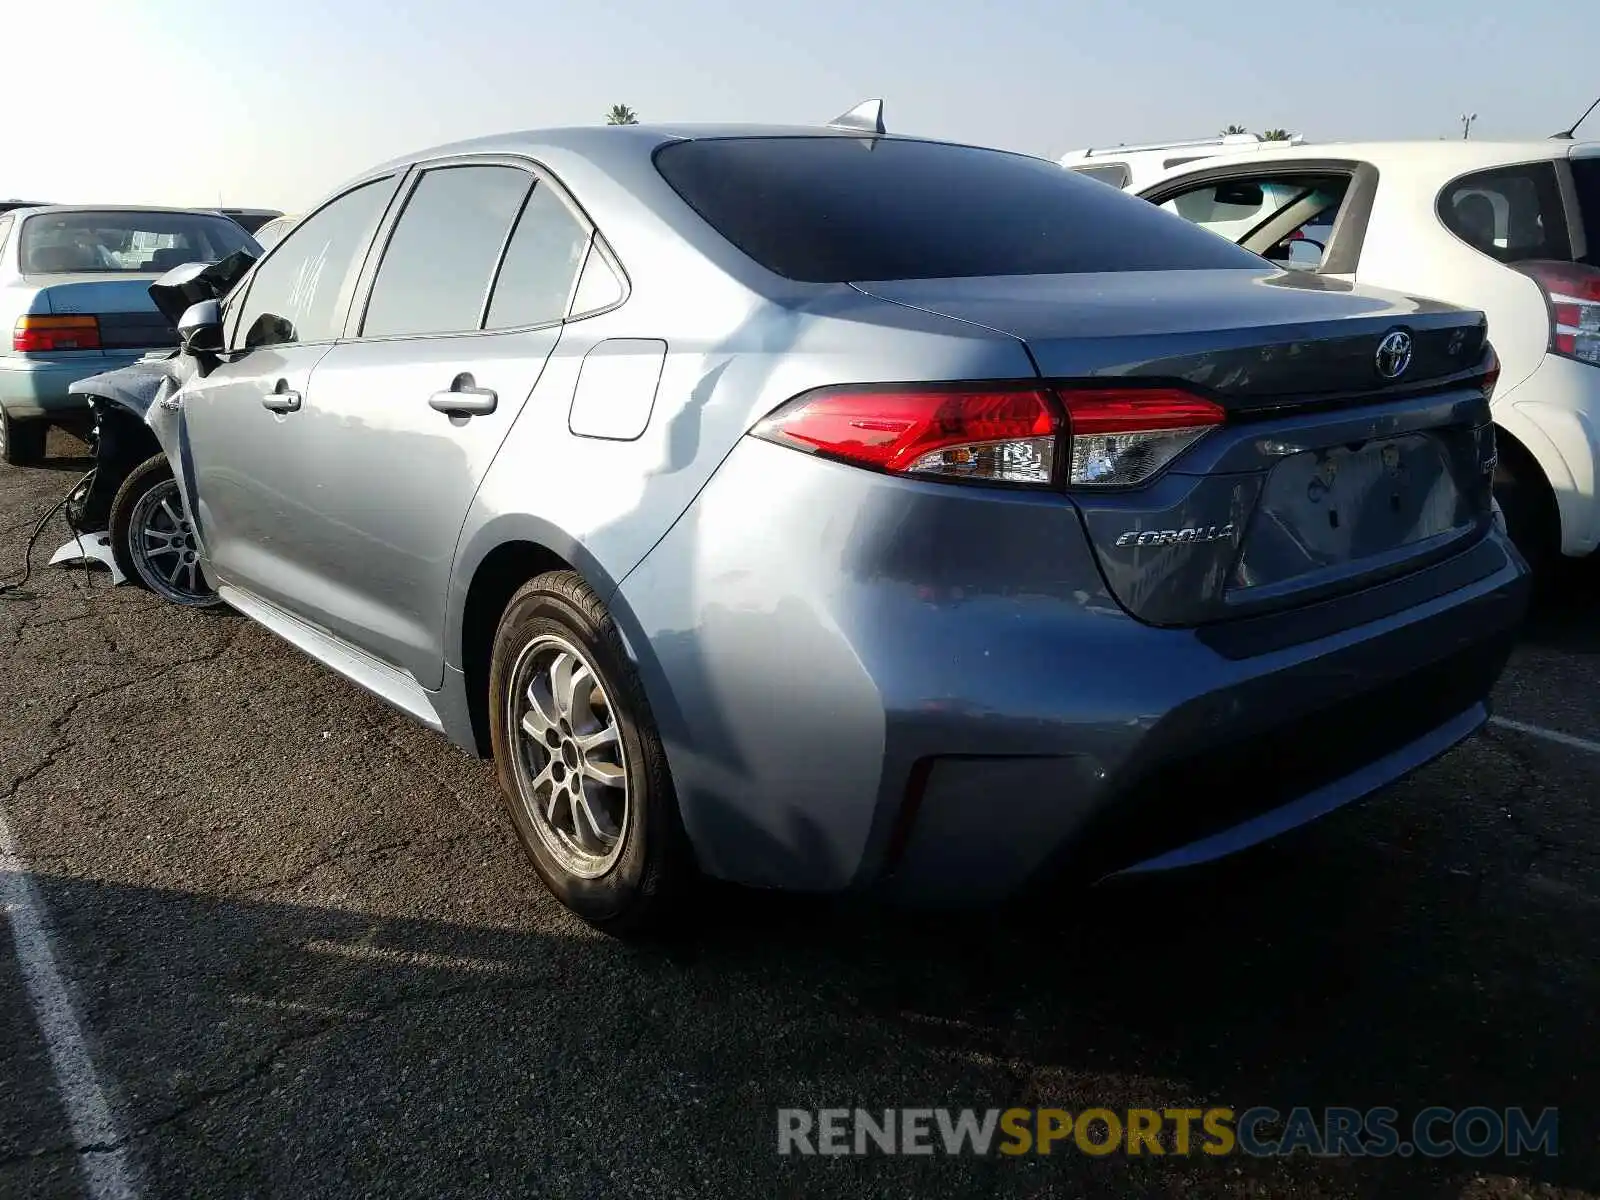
[1,431,1597,1200]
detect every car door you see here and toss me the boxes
[282,159,595,689]
[1140,161,1377,282]
[178,174,402,611]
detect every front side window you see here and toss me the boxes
[485,184,593,329]
[232,178,395,351]
[1438,163,1570,263]
[18,210,253,275]
[1159,174,1350,270]
[362,165,533,338]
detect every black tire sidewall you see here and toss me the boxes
[0,411,45,466]
[487,572,682,929]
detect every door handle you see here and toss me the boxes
[262,387,301,413]
[429,373,497,418]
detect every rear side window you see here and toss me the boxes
[1438,163,1571,263]
[654,136,1264,282]
[363,165,532,338]
[484,184,592,329]
[0,216,12,258]
[18,210,254,274]
[1571,157,1600,265]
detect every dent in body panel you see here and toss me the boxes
[445,285,1037,674]
[617,437,1211,893]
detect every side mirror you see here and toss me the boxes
[178,299,223,356]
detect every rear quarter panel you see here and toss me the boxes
[444,285,1038,672]
[1352,157,1552,398]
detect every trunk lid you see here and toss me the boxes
[852,269,1486,405]
[856,269,1499,626]
[21,272,173,350]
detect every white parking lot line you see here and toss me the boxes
[1490,715,1600,756]
[0,807,138,1200]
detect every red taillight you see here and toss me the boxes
[1481,345,1501,399]
[751,383,1224,489]
[1514,261,1600,365]
[12,314,102,352]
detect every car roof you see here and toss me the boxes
[1136,138,1600,191]
[359,122,1042,177]
[5,204,246,218]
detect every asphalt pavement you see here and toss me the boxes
[1,431,1597,1199]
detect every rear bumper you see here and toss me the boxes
[615,437,1531,905]
[1492,352,1600,556]
[0,351,146,418]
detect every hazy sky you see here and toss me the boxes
[5,0,1595,213]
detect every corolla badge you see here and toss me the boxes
[1375,329,1413,380]
[1114,524,1236,548]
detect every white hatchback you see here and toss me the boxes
[1137,139,1600,566]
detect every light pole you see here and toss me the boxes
[1460,112,1477,139]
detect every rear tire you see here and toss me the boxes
[109,454,221,607]
[1492,436,1559,577]
[0,411,47,466]
[488,569,693,935]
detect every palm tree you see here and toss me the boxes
[1261,127,1291,141]
[605,104,639,126]
[1220,124,1248,136]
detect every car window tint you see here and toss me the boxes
[363,165,533,338]
[485,184,591,329]
[1573,157,1600,267]
[234,178,394,350]
[1438,163,1571,263]
[654,136,1262,282]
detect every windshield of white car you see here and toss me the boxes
[18,210,256,275]
[654,136,1266,283]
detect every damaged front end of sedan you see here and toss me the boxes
[54,250,255,601]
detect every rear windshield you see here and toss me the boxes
[18,210,254,275]
[654,136,1265,282]
[1572,156,1600,265]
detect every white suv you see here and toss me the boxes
[1060,132,1308,192]
[1137,139,1600,566]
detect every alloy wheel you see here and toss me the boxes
[506,634,630,878]
[128,479,217,605]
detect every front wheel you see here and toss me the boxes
[488,570,692,934]
[109,453,221,607]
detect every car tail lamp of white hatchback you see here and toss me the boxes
[752,384,1226,489]
[1515,261,1600,366]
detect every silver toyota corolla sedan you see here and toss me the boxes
[73,111,1528,933]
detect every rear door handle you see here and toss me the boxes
[262,388,301,413]
[429,374,497,418]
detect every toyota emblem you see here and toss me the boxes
[1375,330,1413,380]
